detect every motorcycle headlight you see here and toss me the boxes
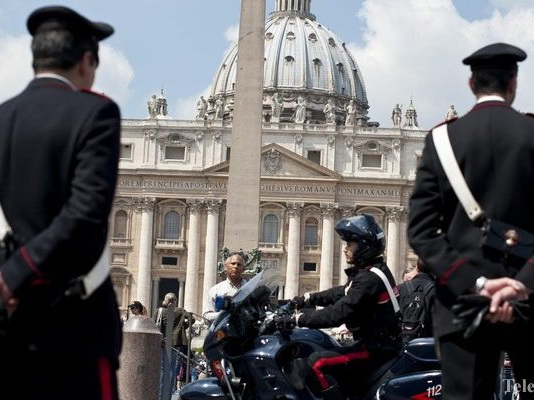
[216,329,226,342]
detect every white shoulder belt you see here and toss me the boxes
[370,267,400,313]
[431,124,484,222]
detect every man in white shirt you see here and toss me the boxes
[203,252,248,322]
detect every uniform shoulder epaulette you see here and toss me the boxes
[80,88,109,100]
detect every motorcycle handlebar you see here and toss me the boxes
[258,301,297,334]
[276,300,296,315]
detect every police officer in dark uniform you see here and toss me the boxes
[0,6,121,400]
[294,214,401,399]
[408,43,534,399]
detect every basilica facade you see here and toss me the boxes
[109,0,427,318]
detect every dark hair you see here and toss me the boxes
[129,301,143,310]
[31,22,99,71]
[415,258,435,279]
[471,68,516,96]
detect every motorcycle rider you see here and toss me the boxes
[294,214,401,399]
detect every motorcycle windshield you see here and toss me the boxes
[231,267,280,308]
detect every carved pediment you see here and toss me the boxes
[260,143,340,178]
[353,139,393,154]
[264,148,283,174]
[204,143,340,179]
[155,131,195,146]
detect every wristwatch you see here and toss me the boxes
[475,276,488,294]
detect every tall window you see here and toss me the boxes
[307,150,321,164]
[113,210,127,238]
[304,217,318,246]
[362,154,382,168]
[312,58,322,88]
[262,214,279,243]
[165,146,185,161]
[303,262,317,272]
[120,144,132,159]
[163,211,181,239]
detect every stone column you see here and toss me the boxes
[337,206,354,286]
[386,207,404,279]
[119,316,162,400]
[151,278,159,316]
[319,203,338,291]
[178,280,185,308]
[184,201,203,314]
[284,202,303,298]
[202,200,222,315]
[223,0,265,251]
[134,197,156,311]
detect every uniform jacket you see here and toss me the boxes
[0,77,122,359]
[298,258,401,354]
[408,100,534,336]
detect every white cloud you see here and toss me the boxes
[348,0,534,129]
[173,85,212,120]
[0,32,134,109]
[170,24,239,120]
[93,45,135,107]
[221,24,239,60]
[0,34,33,103]
[225,24,239,43]
[490,0,534,11]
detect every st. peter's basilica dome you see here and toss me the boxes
[206,0,374,126]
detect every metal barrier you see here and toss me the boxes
[160,310,208,397]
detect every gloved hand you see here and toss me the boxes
[292,292,311,310]
[275,314,296,331]
[292,296,306,310]
[452,294,531,339]
[452,295,490,339]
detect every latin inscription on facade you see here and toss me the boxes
[118,178,226,191]
[117,177,402,198]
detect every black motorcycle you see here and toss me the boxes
[179,268,444,399]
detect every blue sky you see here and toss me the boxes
[1,0,534,129]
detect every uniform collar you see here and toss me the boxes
[476,95,505,104]
[34,73,78,91]
[471,97,510,112]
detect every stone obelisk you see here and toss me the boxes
[224,0,266,251]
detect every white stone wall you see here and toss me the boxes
[110,119,427,315]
